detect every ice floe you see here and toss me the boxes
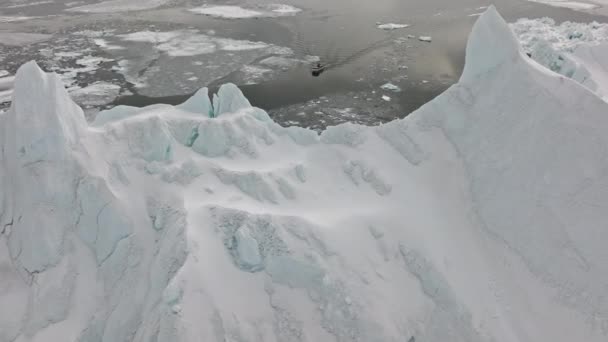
[380,83,402,92]
[69,81,121,107]
[188,4,302,19]
[118,30,271,57]
[526,0,605,10]
[377,23,410,30]
[0,16,41,22]
[67,0,171,13]
[2,1,54,8]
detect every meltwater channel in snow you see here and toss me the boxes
[2,7,608,342]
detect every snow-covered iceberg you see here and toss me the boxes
[2,6,608,342]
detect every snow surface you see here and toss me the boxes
[188,4,302,19]
[2,6,608,342]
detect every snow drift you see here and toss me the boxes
[1,6,608,342]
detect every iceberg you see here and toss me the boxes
[2,6,608,342]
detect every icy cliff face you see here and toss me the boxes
[1,6,608,342]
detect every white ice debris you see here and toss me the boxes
[418,36,432,42]
[526,0,604,10]
[377,23,410,30]
[188,4,302,19]
[67,0,171,13]
[381,95,391,101]
[0,16,40,22]
[239,65,273,85]
[267,4,302,14]
[380,83,402,92]
[259,56,301,69]
[2,1,53,8]
[118,30,270,57]
[2,6,608,342]
[69,82,121,107]
[0,74,14,103]
[110,30,291,94]
[189,5,263,19]
[92,38,124,50]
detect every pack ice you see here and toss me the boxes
[1,6,608,342]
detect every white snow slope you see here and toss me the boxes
[2,6,608,342]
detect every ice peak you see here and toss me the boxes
[176,87,213,117]
[212,83,252,117]
[460,5,522,83]
[7,61,86,163]
[179,83,252,118]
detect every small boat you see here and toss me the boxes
[311,63,326,77]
